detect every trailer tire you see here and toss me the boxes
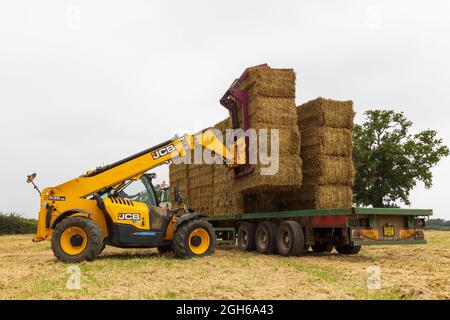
[173,219,215,259]
[311,242,334,253]
[255,222,278,254]
[335,244,361,255]
[51,217,104,263]
[237,222,256,252]
[276,221,304,256]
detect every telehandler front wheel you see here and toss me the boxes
[173,219,215,259]
[51,217,104,263]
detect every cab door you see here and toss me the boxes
[103,176,165,247]
[110,174,166,231]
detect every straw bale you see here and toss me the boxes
[301,127,352,157]
[238,155,302,194]
[297,184,353,210]
[240,68,296,98]
[236,97,298,127]
[298,97,354,129]
[302,156,355,186]
[252,123,300,156]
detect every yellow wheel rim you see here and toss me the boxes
[188,228,210,255]
[60,227,87,255]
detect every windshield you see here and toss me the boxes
[97,176,157,206]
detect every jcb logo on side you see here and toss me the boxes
[152,144,176,160]
[118,213,140,222]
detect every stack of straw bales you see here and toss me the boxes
[169,118,241,215]
[235,66,302,194]
[296,97,355,209]
[169,66,302,215]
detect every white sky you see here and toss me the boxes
[0,1,449,219]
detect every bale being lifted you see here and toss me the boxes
[235,66,302,195]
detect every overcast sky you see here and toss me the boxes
[1,1,449,219]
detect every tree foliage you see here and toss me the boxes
[425,219,450,231]
[0,212,37,235]
[353,110,449,207]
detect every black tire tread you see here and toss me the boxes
[237,222,256,252]
[51,217,104,263]
[255,221,278,254]
[276,221,304,256]
[311,242,334,253]
[172,219,215,259]
[335,244,361,255]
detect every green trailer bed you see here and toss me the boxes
[207,207,432,254]
[208,207,432,221]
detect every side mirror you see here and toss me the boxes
[27,173,37,183]
[174,184,183,205]
[26,172,41,195]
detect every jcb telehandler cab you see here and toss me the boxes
[29,131,245,262]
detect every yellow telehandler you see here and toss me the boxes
[28,131,245,262]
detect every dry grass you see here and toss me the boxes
[1,231,449,300]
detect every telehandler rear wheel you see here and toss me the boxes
[173,219,215,259]
[51,217,104,263]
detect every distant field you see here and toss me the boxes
[0,231,449,300]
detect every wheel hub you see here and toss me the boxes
[190,235,202,247]
[70,234,84,247]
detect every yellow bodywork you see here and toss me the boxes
[104,198,150,230]
[33,131,245,244]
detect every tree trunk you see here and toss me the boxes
[373,198,385,208]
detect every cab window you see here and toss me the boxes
[119,177,157,206]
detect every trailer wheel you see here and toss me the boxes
[335,244,361,255]
[311,242,334,253]
[173,219,215,259]
[51,217,104,263]
[276,221,304,256]
[237,222,256,251]
[255,222,277,254]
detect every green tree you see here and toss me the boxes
[353,110,449,207]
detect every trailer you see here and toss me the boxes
[207,207,432,256]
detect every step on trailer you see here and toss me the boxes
[207,208,432,256]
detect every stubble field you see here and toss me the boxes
[0,231,449,300]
